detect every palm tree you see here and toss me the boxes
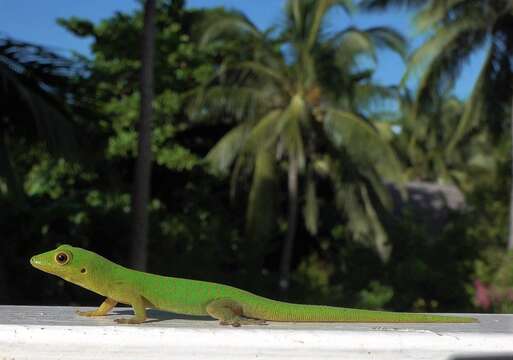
[392,91,497,191]
[130,0,157,271]
[0,38,77,202]
[194,0,406,290]
[362,0,513,249]
[0,37,78,305]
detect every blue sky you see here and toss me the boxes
[0,0,480,96]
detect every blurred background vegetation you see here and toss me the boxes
[1,0,513,314]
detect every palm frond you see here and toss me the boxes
[244,110,285,152]
[188,82,276,123]
[360,168,393,210]
[360,184,390,260]
[403,16,487,89]
[246,149,277,243]
[353,83,399,112]
[447,51,491,151]
[199,10,262,47]
[303,172,319,235]
[281,95,307,170]
[359,0,426,11]
[324,109,403,182]
[410,34,487,117]
[306,0,354,50]
[237,61,292,94]
[414,0,487,33]
[331,27,378,64]
[332,173,390,260]
[365,26,407,59]
[0,38,78,157]
[452,16,513,144]
[205,124,249,175]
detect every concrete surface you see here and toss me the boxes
[0,306,512,359]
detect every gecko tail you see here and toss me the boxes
[246,299,478,323]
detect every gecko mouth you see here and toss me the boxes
[30,256,41,268]
[30,256,49,273]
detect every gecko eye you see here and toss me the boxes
[55,252,71,265]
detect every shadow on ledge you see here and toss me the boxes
[112,308,212,323]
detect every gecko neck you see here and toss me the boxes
[66,256,125,297]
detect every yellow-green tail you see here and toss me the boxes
[245,299,477,323]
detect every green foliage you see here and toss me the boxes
[391,93,498,191]
[195,0,407,268]
[25,157,96,199]
[404,0,513,147]
[0,2,252,305]
[0,38,79,201]
[463,153,512,312]
[357,281,394,310]
[385,210,479,312]
[3,0,513,317]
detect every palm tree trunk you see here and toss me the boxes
[279,156,299,291]
[130,0,156,271]
[508,95,513,250]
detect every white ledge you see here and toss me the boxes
[1,306,513,359]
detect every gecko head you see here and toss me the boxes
[30,244,98,285]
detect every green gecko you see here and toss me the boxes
[30,245,477,326]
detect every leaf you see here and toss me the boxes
[281,95,307,171]
[0,39,78,159]
[330,27,378,65]
[366,26,407,59]
[414,0,475,34]
[333,174,390,261]
[199,10,262,47]
[246,149,277,244]
[403,16,486,88]
[205,124,248,175]
[359,0,426,11]
[237,61,291,94]
[306,0,354,51]
[324,109,403,182]
[334,181,369,241]
[360,185,390,261]
[245,110,285,152]
[448,30,510,152]
[360,168,393,210]
[303,173,319,235]
[188,84,274,123]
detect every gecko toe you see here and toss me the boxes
[115,318,145,324]
[218,317,266,327]
[239,318,267,325]
[76,310,96,317]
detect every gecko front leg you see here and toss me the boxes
[114,295,147,324]
[76,298,117,317]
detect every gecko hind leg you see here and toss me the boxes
[206,299,267,327]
